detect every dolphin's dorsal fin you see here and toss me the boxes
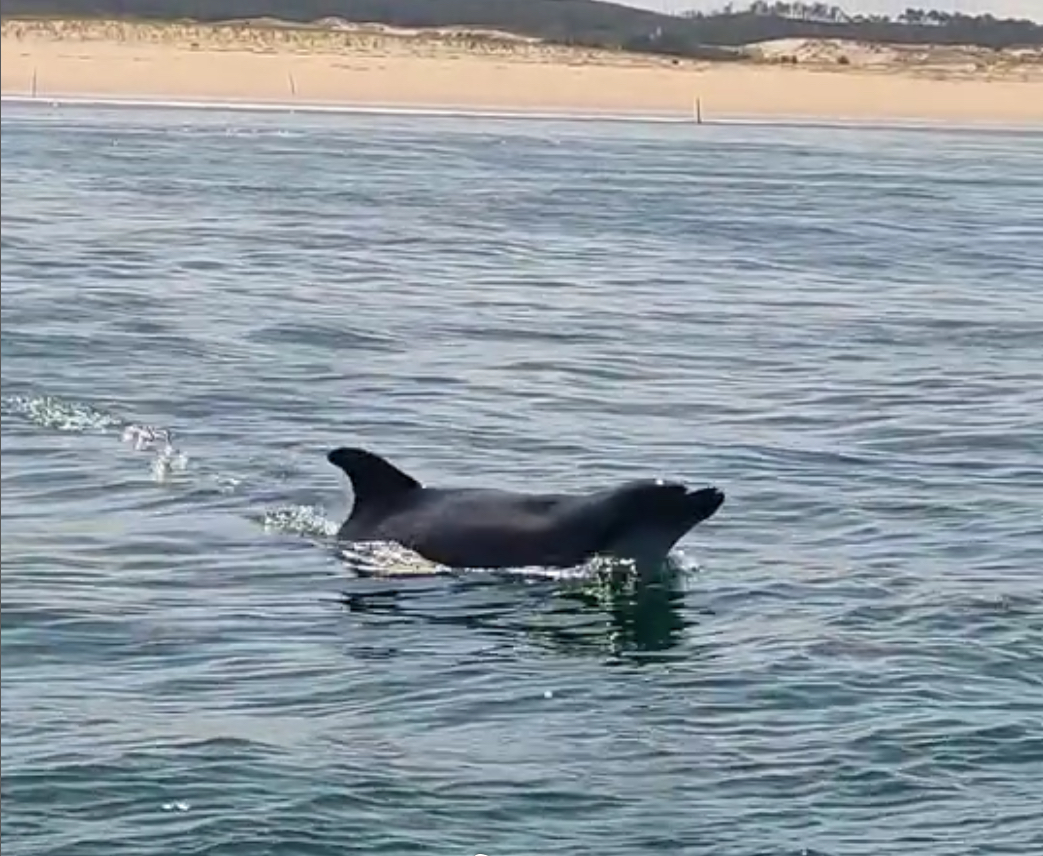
[327,447,422,507]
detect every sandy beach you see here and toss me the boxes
[2,18,1042,124]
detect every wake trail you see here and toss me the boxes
[1,393,702,581]
[1,392,335,541]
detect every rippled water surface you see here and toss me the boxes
[2,102,1042,856]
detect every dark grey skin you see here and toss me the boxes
[328,447,725,571]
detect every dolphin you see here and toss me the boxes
[327,447,724,571]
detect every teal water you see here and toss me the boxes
[2,102,1042,856]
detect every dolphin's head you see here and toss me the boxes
[596,479,725,568]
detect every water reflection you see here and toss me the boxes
[336,557,706,664]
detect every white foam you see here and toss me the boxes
[0,93,696,125]
[3,93,1037,134]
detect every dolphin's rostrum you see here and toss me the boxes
[328,447,724,571]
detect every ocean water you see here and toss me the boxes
[2,100,1042,856]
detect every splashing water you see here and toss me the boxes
[262,505,338,540]
[3,393,190,483]
[3,391,703,581]
[121,424,190,483]
[3,394,123,433]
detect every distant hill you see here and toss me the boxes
[1,0,1040,57]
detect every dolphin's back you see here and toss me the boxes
[356,487,615,569]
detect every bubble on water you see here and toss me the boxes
[161,801,190,812]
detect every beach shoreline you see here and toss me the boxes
[3,18,1042,126]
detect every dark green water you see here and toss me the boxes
[2,102,1041,855]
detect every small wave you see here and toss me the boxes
[0,93,698,125]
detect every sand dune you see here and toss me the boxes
[747,37,1043,83]
[2,18,1041,124]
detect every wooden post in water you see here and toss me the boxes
[694,96,703,124]
[288,72,297,97]
[31,67,38,98]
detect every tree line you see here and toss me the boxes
[2,0,1040,57]
[673,2,1041,49]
